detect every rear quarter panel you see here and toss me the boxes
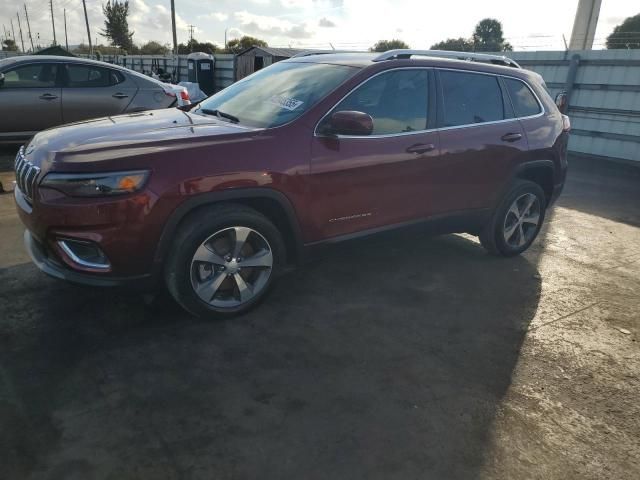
[518,79,568,186]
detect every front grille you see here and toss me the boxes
[14,146,41,201]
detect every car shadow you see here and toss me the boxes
[0,228,541,479]
[558,157,640,228]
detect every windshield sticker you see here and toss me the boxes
[269,95,304,111]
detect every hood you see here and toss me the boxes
[26,108,259,168]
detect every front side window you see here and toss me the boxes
[197,61,359,128]
[2,64,58,88]
[440,70,505,127]
[326,69,429,135]
[504,78,542,117]
[66,65,114,87]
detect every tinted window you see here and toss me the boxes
[504,78,541,117]
[198,62,358,128]
[2,64,58,88]
[440,71,504,127]
[329,69,429,135]
[66,65,114,87]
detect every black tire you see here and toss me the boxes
[164,203,286,318]
[479,180,547,257]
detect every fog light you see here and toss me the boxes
[57,239,111,270]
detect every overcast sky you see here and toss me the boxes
[1,0,638,51]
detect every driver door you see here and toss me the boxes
[0,62,62,137]
[309,68,440,240]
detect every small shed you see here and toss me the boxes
[35,45,75,57]
[235,46,306,80]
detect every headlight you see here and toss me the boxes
[41,170,150,197]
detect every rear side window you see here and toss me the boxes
[503,78,542,117]
[2,64,58,88]
[439,70,504,127]
[66,65,115,87]
[330,69,429,135]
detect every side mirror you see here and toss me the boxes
[323,110,374,136]
[555,92,568,113]
[0,73,4,88]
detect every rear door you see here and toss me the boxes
[435,69,528,213]
[61,63,138,123]
[310,68,440,239]
[0,62,62,135]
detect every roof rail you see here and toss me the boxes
[291,50,365,58]
[372,49,521,68]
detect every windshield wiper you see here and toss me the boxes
[199,108,240,124]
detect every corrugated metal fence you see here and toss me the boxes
[504,50,640,164]
[96,54,236,92]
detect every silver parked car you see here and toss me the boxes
[0,55,190,142]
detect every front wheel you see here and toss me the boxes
[164,204,286,318]
[479,180,546,257]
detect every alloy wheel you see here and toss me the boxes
[503,193,541,248]
[190,226,273,308]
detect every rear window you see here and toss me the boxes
[66,65,119,87]
[504,78,542,118]
[440,70,505,127]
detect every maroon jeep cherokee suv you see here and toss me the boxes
[15,50,569,317]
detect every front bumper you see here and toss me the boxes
[24,229,155,289]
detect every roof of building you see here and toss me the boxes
[35,45,75,57]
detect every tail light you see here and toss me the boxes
[180,90,190,102]
[562,114,571,132]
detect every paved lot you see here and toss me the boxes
[0,158,639,479]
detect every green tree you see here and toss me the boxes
[101,0,134,52]
[2,39,19,51]
[430,37,473,52]
[472,18,512,52]
[139,40,171,55]
[606,13,640,49]
[369,39,410,52]
[177,39,219,54]
[225,36,268,54]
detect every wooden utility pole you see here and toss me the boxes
[10,19,17,46]
[63,9,68,51]
[16,12,26,52]
[170,0,178,55]
[49,0,57,45]
[81,0,92,54]
[24,5,34,51]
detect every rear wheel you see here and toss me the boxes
[479,180,546,256]
[165,204,285,318]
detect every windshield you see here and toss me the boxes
[196,61,359,128]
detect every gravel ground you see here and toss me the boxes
[0,158,638,479]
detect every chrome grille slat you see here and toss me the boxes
[14,147,40,201]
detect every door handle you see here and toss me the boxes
[406,143,435,154]
[39,93,58,100]
[501,132,523,142]
[112,93,129,99]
